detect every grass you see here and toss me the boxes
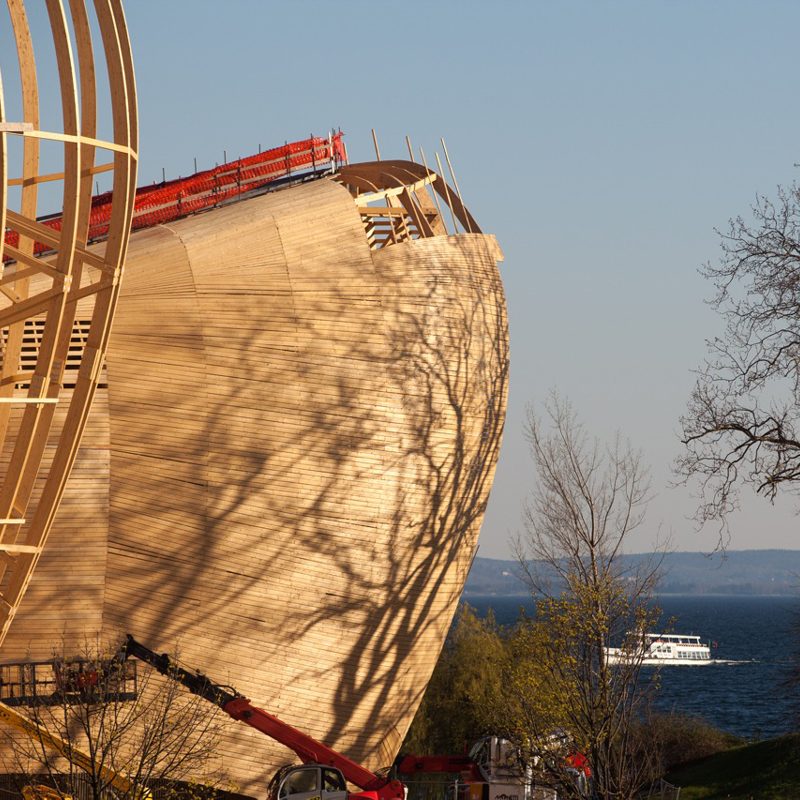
[666,733,800,799]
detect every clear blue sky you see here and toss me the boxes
[10,2,800,557]
[128,1,800,557]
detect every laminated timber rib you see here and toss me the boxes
[0,0,138,646]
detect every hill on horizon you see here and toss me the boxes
[465,549,800,597]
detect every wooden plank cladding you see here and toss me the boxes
[0,165,508,796]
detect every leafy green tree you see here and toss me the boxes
[492,616,573,758]
[403,605,506,755]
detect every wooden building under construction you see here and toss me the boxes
[1,152,508,794]
[0,5,507,795]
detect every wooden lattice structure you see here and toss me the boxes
[0,0,138,647]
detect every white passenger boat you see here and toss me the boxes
[605,633,712,666]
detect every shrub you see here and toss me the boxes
[646,712,742,770]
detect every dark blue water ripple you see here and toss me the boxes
[464,594,800,740]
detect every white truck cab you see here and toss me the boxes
[269,765,349,800]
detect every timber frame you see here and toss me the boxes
[0,0,138,647]
[336,160,481,250]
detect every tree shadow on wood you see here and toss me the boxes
[3,184,508,795]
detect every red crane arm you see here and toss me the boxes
[222,697,402,794]
[122,636,404,800]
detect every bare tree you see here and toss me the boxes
[0,638,226,800]
[679,183,800,534]
[513,394,663,800]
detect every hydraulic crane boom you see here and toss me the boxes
[121,635,405,800]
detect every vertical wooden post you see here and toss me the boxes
[435,151,459,233]
[441,138,472,233]
[371,128,381,161]
[405,135,415,162]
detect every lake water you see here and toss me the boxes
[465,594,800,740]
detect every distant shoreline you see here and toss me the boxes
[464,550,800,598]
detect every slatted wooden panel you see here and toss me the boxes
[1,288,110,656]
[0,173,507,796]
[0,387,109,653]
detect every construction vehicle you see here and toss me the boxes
[120,635,407,800]
[397,737,532,800]
[396,736,591,800]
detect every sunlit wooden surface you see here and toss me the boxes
[2,162,506,794]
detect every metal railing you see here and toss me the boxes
[0,660,137,707]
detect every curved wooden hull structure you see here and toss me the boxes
[1,163,508,794]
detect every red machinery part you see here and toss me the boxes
[4,133,346,257]
[120,635,405,800]
[394,754,482,782]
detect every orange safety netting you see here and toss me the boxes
[4,132,346,256]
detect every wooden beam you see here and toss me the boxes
[0,122,34,133]
[5,211,116,274]
[350,174,435,206]
[14,127,135,156]
[0,544,39,553]
[357,206,408,217]
[7,160,114,187]
[0,287,64,329]
[0,257,63,284]
[0,0,138,649]
[0,398,58,405]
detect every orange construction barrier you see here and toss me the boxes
[4,132,346,257]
